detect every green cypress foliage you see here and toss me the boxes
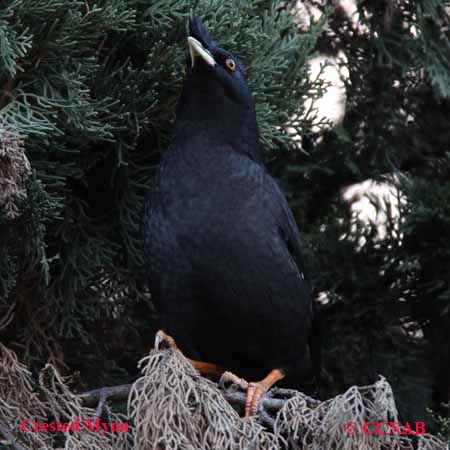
[0,0,322,383]
[278,0,450,425]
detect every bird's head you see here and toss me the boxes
[185,17,252,107]
[175,17,261,161]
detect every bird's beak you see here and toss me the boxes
[188,36,216,68]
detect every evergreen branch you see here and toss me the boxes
[78,379,314,428]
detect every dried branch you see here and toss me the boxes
[0,422,30,450]
[1,346,448,450]
[79,379,302,418]
[93,387,109,421]
[0,302,15,331]
[80,382,135,406]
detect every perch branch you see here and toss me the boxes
[79,379,318,418]
[79,382,135,406]
[92,387,108,420]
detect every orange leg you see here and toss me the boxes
[222,368,285,416]
[155,330,285,416]
[154,330,224,376]
[191,360,224,376]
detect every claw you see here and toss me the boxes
[245,369,285,417]
[154,331,163,350]
[220,371,249,389]
[245,382,266,416]
[154,330,178,350]
[219,372,268,416]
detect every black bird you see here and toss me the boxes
[143,17,319,416]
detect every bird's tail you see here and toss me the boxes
[309,301,323,397]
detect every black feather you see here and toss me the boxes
[189,16,214,49]
[143,17,318,392]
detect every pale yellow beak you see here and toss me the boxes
[188,36,216,68]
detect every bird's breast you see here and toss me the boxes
[156,151,266,247]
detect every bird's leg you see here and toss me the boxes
[221,368,285,417]
[154,330,224,376]
[245,369,285,416]
[190,360,224,376]
[155,331,285,415]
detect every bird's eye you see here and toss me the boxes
[225,58,236,71]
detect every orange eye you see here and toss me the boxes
[226,58,236,71]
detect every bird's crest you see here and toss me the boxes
[189,17,215,49]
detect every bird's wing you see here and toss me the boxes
[265,176,323,385]
[265,175,312,291]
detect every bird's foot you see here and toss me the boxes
[154,330,179,351]
[245,381,268,417]
[221,368,285,417]
[220,371,249,389]
[154,330,224,376]
[220,372,267,416]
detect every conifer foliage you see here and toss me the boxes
[0,1,321,383]
[281,0,450,426]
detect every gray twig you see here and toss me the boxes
[0,422,30,450]
[93,388,108,421]
[79,379,298,428]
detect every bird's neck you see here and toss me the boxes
[174,84,263,163]
[173,93,263,163]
